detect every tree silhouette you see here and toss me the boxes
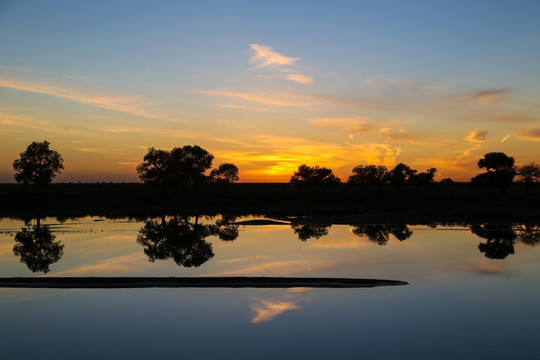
[137,145,215,193]
[471,224,516,259]
[352,224,412,245]
[210,163,239,184]
[290,164,341,188]
[13,219,64,273]
[170,145,214,190]
[136,147,171,189]
[13,141,64,191]
[348,165,388,190]
[291,222,331,241]
[517,163,540,194]
[410,168,437,188]
[471,152,516,192]
[386,163,416,189]
[136,215,215,267]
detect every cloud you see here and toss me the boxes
[514,129,540,141]
[249,44,299,68]
[250,299,301,323]
[501,134,511,143]
[0,77,183,123]
[311,117,378,135]
[217,104,269,112]
[378,128,442,145]
[457,89,509,106]
[466,128,489,142]
[194,89,336,107]
[286,74,313,85]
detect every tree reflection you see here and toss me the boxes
[471,224,516,259]
[136,215,239,267]
[211,215,239,241]
[352,224,412,245]
[13,218,64,273]
[291,222,332,241]
[515,224,540,247]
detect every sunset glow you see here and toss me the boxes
[1,1,539,182]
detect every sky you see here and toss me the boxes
[0,0,539,182]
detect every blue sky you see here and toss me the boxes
[1,0,539,181]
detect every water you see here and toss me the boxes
[1,216,539,359]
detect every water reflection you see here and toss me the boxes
[13,218,64,273]
[291,222,332,241]
[136,215,215,267]
[351,224,412,245]
[136,215,239,267]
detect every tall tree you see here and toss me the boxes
[136,147,171,189]
[13,141,64,190]
[170,145,214,189]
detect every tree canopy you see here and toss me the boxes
[210,163,239,184]
[471,152,516,191]
[290,164,341,187]
[137,145,222,191]
[13,141,64,187]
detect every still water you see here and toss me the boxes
[1,216,539,359]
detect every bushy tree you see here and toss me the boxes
[136,147,170,187]
[170,145,214,188]
[517,162,540,193]
[13,141,64,189]
[410,168,437,187]
[348,165,388,189]
[137,145,216,192]
[386,163,417,188]
[290,164,341,187]
[471,152,516,192]
[210,163,239,184]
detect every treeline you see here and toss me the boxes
[9,141,540,195]
[290,152,539,193]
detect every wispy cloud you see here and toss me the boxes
[217,104,269,112]
[514,128,540,141]
[194,89,335,107]
[249,44,299,68]
[501,134,511,143]
[0,77,183,123]
[311,117,379,136]
[286,74,314,85]
[466,128,489,142]
[456,89,509,106]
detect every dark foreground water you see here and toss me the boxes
[1,216,539,359]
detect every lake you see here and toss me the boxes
[1,215,539,359]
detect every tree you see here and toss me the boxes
[170,145,214,189]
[347,165,388,189]
[13,141,64,189]
[210,163,239,184]
[136,147,171,188]
[517,162,540,194]
[410,168,437,187]
[291,222,331,241]
[386,163,416,189]
[136,145,214,192]
[471,152,516,192]
[290,164,341,187]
